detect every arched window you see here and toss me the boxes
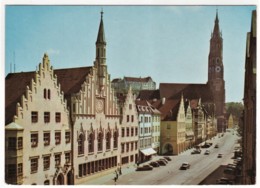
[113,130,118,148]
[88,133,94,153]
[98,132,103,151]
[44,89,47,99]
[48,89,51,99]
[78,134,84,155]
[106,132,111,150]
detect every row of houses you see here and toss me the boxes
[5,11,222,185]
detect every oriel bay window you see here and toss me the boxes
[17,163,23,177]
[8,137,16,150]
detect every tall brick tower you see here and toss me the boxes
[207,10,226,132]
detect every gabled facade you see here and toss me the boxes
[184,100,195,148]
[5,54,72,185]
[117,88,139,166]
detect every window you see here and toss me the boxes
[65,131,70,143]
[30,158,38,173]
[55,112,61,123]
[54,154,61,167]
[121,144,125,153]
[48,89,51,99]
[135,127,138,136]
[44,112,50,123]
[113,130,118,148]
[121,128,125,137]
[126,143,129,152]
[98,132,103,151]
[127,115,129,122]
[131,115,134,122]
[7,164,16,178]
[131,142,134,151]
[135,142,138,150]
[17,163,23,177]
[131,128,134,136]
[31,111,38,123]
[43,156,50,170]
[167,124,171,129]
[88,133,94,153]
[55,132,61,145]
[18,137,23,149]
[8,137,16,150]
[31,133,38,148]
[78,164,87,177]
[129,104,132,110]
[44,132,50,146]
[44,89,47,99]
[78,134,84,155]
[65,152,71,164]
[126,128,129,137]
[106,132,111,150]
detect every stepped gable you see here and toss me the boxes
[5,72,35,124]
[138,89,160,100]
[159,83,213,102]
[54,66,92,99]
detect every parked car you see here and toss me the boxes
[163,156,172,161]
[224,168,235,175]
[136,165,153,171]
[217,154,223,158]
[157,160,167,166]
[159,158,168,163]
[149,161,160,167]
[214,144,219,148]
[179,162,190,170]
[216,177,234,185]
[204,150,210,155]
[191,149,201,154]
[201,142,212,148]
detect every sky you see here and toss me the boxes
[4,5,256,103]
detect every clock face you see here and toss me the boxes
[96,99,104,113]
[215,66,221,72]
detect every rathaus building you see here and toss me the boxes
[5,11,121,185]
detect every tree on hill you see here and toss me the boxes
[225,102,244,123]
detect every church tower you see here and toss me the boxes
[95,10,107,90]
[207,10,226,132]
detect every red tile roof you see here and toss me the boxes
[159,83,213,102]
[138,89,160,100]
[5,66,92,125]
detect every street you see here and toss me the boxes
[101,131,238,185]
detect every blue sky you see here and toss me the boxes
[5,5,256,102]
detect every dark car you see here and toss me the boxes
[217,154,223,158]
[149,161,160,167]
[179,162,190,170]
[216,177,234,185]
[157,160,167,166]
[214,144,219,148]
[191,149,201,154]
[136,165,153,171]
[204,150,210,155]
[163,156,172,161]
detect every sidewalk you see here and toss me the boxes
[79,164,137,185]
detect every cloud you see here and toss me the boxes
[46,48,60,55]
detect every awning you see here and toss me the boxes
[140,148,157,156]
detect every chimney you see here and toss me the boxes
[162,97,166,105]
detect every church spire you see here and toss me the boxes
[96,10,106,45]
[213,9,221,38]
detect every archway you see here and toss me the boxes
[56,173,64,185]
[163,143,173,155]
[67,170,74,185]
